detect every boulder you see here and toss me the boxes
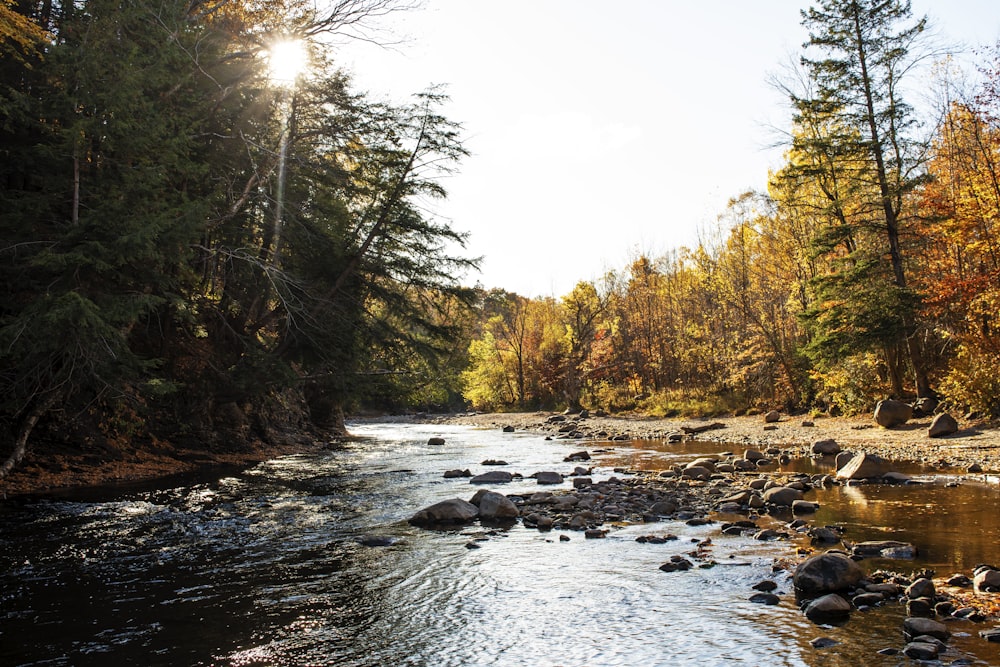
[902,642,939,660]
[906,578,935,599]
[793,552,865,597]
[470,470,513,484]
[912,396,939,416]
[836,452,891,480]
[648,500,678,515]
[874,399,912,428]
[792,500,819,514]
[764,410,781,423]
[475,491,519,521]
[928,413,959,438]
[681,466,712,481]
[749,593,780,605]
[834,451,854,470]
[563,450,590,462]
[443,469,472,478]
[903,617,949,642]
[743,449,766,462]
[427,436,446,446]
[535,471,563,485]
[811,439,841,455]
[688,457,717,472]
[974,567,1000,593]
[803,593,851,621]
[408,498,479,526]
[763,486,804,506]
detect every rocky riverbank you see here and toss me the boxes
[405,409,1000,659]
[427,410,1000,473]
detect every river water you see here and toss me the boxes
[1,422,998,666]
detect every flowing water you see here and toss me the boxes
[1,423,999,666]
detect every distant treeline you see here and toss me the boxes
[459,1,1000,418]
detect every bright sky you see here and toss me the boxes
[335,1,1000,298]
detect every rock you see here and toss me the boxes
[408,498,479,526]
[357,535,397,547]
[906,578,936,599]
[584,529,607,539]
[902,642,939,660]
[947,574,973,587]
[719,490,752,505]
[834,451,854,470]
[804,593,851,621]
[648,500,678,515]
[427,436,446,446]
[792,500,819,514]
[836,452,891,480]
[688,457,717,472]
[572,477,593,488]
[743,449,766,462]
[475,491,519,521]
[534,471,563,485]
[501,425,515,432]
[968,463,984,473]
[980,628,1000,642]
[794,552,865,596]
[913,396,939,416]
[564,450,590,462]
[681,466,712,481]
[906,598,934,617]
[810,526,841,544]
[811,439,841,455]
[481,459,508,466]
[903,617,950,641]
[928,413,959,438]
[764,410,781,423]
[874,399,913,428]
[852,592,884,608]
[443,469,472,478]
[469,470,513,484]
[974,567,1000,593]
[763,486,804,506]
[809,637,839,649]
[752,580,778,592]
[749,593,780,605]
[852,540,917,559]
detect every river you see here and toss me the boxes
[1,422,998,666]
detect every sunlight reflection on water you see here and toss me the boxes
[1,423,998,666]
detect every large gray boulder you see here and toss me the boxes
[409,498,479,526]
[928,413,959,438]
[793,552,865,597]
[874,399,912,428]
[470,470,513,484]
[473,491,519,521]
[903,617,950,642]
[534,471,563,485]
[974,567,1000,593]
[836,452,891,480]
[811,439,841,455]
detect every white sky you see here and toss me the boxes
[333,1,1000,298]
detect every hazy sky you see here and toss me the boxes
[334,1,1000,298]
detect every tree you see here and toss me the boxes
[791,0,933,398]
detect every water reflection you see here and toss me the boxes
[0,424,998,666]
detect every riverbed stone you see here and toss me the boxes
[902,642,939,660]
[764,410,781,423]
[792,500,819,514]
[475,491,519,521]
[763,486,804,506]
[852,540,917,559]
[874,399,913,428]
[836,452,891,480]
[906,578,935,599]
[470,470,513,484]
[812,439,841,455]
[852,592,884,608]
[804,593,851,621]
[681,466,712,481]
[903,617,950,642]
[750,592,780,605]
[408,498,479,526]
[980,628,1000,642]
[794,552,865,597]
[927,412,959,438]
[973,567,1000,593]
[906,598,934,617]
[535,471,563,485]
[427,436,446,446]
[743,449,766,462]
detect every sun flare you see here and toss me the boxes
[267,39,308,86]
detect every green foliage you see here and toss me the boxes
[808,352,891,415]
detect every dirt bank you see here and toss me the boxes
[429,411,1000,473]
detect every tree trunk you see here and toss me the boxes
[0,392,59,482]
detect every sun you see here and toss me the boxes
[266,39,308,86]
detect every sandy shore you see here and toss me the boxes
[428,411,1000,473]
